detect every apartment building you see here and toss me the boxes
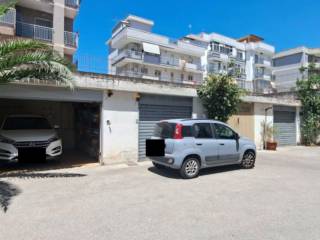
[0,0,80,59]
[184,33,275,93]
[107,15,205,84]
[273,47,320,92]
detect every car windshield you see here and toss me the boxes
[2,117,52,130]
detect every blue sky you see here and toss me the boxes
[74,0,320,73]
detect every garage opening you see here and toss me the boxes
[273,106,297,146]
[0,99,101,168]
[138,94,193,161]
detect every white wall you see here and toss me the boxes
[253,103,273,149]
[101,90,139,164]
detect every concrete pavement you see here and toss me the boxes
[1,146,320,240]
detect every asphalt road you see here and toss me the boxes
[1,146,320,240]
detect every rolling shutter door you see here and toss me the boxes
[273,106,296,146]
[138,95,192,160]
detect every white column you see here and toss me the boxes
[53,0,65,55]
[296,106,301,144]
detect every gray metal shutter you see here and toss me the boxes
[274,106,296,146]
[138,95,192,160]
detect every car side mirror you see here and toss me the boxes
[53,125,60,129]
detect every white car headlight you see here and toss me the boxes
[0,135,15,144]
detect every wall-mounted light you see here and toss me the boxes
[107,90,113,97]
[134,92,141,102]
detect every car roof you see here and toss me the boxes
[160,118,226,125]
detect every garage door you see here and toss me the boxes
[274,106,296,146]
[138,95,192,160]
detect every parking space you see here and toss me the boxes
[1,147,320,240]
[0,98,101,170]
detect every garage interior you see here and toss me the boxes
[0,99,101,167]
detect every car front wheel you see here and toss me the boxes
[180,158,200,179]
[241,151,255,169]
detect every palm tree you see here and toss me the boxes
[0,1,75,88]
[0,39,75,88]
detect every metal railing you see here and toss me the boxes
[117,71,202,85]
[16,22,53,42]
[0,8,16,26]
[64,31,78,48]
[160,56,180,67]
[237,80,253,91]
[65,0,80,8]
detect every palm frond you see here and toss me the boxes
[0,39,75,88]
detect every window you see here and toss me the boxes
[214,123,235,140]
[35,18,52,28]
[141,67,148,74]
[153,122,175,139]
[182,126,193,137]
[193,123,213,139]
[155,70,161,77]
[237,51,244,60]
[188,75,193,81]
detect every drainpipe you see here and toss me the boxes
[264,107,273,149]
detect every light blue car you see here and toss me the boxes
[149,119,256,179]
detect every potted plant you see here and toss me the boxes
[261,121,278,150]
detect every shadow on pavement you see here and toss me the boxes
[148,164,242,179]
[0,181,21,213]
[0,171,86,213]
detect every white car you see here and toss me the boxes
[0,115,62,163]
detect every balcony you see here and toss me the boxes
[253,79,273,93]
[117,71,202,85]
[0,9,16,26]
[64,31,78,48]
[255,73,271,81]
[16,22,53,42]
[65,0,80,8]
[111,49,143,65]
[254,57,272,67]
[237,80,253,92]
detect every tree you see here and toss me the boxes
[0,39,75,88]
[0,1,74,88]
[297,63,320,145]
[197,74,244,122]
[0,0,17,16]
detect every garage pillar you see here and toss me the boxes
[101,91,139,164]
[253,103,273,150]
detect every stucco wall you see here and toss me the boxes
[254,103,273,149]
[101,91,139,164]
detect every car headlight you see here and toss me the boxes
[48,136,59,143]
[0,135,15,144]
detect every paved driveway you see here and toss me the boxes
[1,147,320,240]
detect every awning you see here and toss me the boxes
[143,42,160,55]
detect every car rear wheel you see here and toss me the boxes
[180,158,200,179]
[241,151,255,169]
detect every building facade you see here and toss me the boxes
[273,47,320,92]
[107,15,205,85]
[184,33,275,93]
[0,0,80,59]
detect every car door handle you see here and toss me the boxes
[196,143,203,146]
[219,143,225,146]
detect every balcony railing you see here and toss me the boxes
[160,56,180,67]
[117,71,202,85]
[64,31,78,48]
[0,8,16,26]
[16,22,53,42]
[237,80,253,91]
[65,0,80,8]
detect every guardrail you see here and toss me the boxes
[16,21,53,42]
[0,8,16,26]
[64,31,78,47]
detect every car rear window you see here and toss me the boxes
[154,122,193,139]
[2,117,52,130]
[154,122,175,139]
